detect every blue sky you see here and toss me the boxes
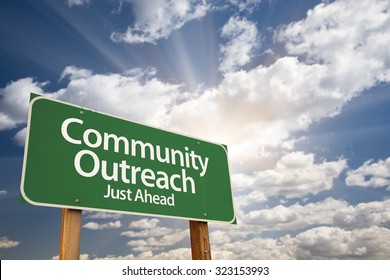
[1,0,390,259]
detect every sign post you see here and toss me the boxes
[59,208,82,260]
[189,220,211,260]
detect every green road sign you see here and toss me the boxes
[20,94,235,223]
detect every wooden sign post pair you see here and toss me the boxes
[59,208,211,260]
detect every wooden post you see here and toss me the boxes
[189,220,211,260]
[59,208,82,260]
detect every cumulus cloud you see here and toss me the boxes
[243,198,390,230]
[285,226,390,259]
[214,236,293,259]
[0,78,47,131]
[210,197,390,259]
[233,152,346,198]
[244,198,347,229]
[165,54,379,170]
[13,127,27,146]
[210,225,390,259]
[257,152,346,198]
[278,0,390,91]
[60,66,93,81]
[210,230,232,245]
[219,17,259,73]
[120,218,189,253]
[129,218,160,229]
[126,229,188,252]
[0,236,20,249]
[111,0,209,44]
[56,68,181,127]
[82,220,122,230]
[333,199,390,229]
[234,190,267,216]
[0,67,181,143]
[345,157,390,190]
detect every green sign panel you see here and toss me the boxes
[20,95,235,223]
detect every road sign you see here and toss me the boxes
[20,94,235,223]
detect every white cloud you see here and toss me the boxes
[233,152,346,198]
[67,0,90,7]
[126,229,188,252]
[257,152,346,198]
[214,236,293,259]
[210,226,390,259]
[0,236,20,249]
[111,0,209,44]
[0,190,7,197]
[345,157,390,190]
[243,198,390,231]
[129,218,160,229]
[13,127,27,146]
[284,226,390,259]
[121,218,189,253]
[121,218,189,254]
[165,55,368,170]
[333,199,390,229]
[0,78,47,131]
[56,68,181,127]
[0,67,182,147]
[234,190,267,216]
[244,198,347,229]
[219,17,259,73]
[210,230,232,245]
[80,253,90,259]
[210,197,390,259]
[60,66,93,81]
[278,0,390,91]
[82,220,122,230]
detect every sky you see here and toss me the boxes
[1,0,390,260]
